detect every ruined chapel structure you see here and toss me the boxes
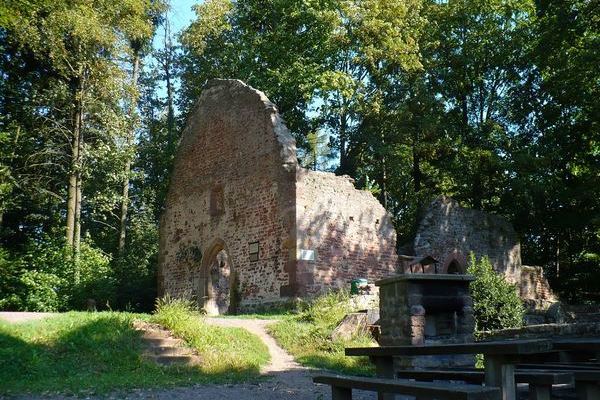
[399,197,557,312]
[158,80,398,314]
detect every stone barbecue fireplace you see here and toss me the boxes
[377,274,475,369]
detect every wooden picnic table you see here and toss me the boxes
[553,338,600,351]
[552,338,600,363]
[345,339,554,400]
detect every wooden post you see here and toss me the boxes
[372,356,395,400]
[530,384,551,400]
[332,385,352,400]
[484,356,516,400]
[576,383,600,400]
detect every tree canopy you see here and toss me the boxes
[0,0,598,310]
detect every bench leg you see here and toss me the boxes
[529,384,551,400]
[332,385,352,400]
[371,356,395,400]
[484,356,516,400]
[576,382,600,400]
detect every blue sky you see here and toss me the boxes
[149,1,198,109]
[168,0,198,35]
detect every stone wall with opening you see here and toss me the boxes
[158,80,297,312]
[413,197,522,283]
[158,80,398,313]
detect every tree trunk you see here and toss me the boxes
[164,19,175,141]
[412,130,422,193]
[66,76,84,252]
[338,112,349,174]
[556,236,560,278]
[378,133,388,209]
[118,48,141,255]
[74,154,82,256]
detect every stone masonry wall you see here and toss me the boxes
[414,197,521,283]
[158,80,297,309]
[295,170,398,296]
[159,79,400,311]
[520,265,557,309]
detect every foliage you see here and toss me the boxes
[269,290,375,375]
[0,0,169,312]
[152,294,200,327]
[151,295,270,376]
[0,0,598,311]
[0,237,115,311]
[467,253,525,332]
[0,312,264,396]
[178,0,424,157]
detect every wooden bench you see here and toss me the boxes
[346,339,554,400]
[313,374,501,400]
[516,366,600,400]
[520,362,600,370]
[395,369,573,400]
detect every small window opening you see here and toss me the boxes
[210,186,224,216]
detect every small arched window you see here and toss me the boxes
[447,259,462,274]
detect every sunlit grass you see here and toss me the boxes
[151,297,270,375]
[0,309,268,396]
[268,290,376,376]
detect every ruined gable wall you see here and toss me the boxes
[295,170,398,296]
[414,197,521,283]
[158,80,297,307]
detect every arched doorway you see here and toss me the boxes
[200,240,234,315]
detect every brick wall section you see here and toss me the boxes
[295,170,398,296]
[159,79,399,312]
[414,197,522,283]
[158,80,297,309]
[520,265,557,308]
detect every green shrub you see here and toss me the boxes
[152,294,199,328]
[18,270,65,311]
[0,249,24,310]
[467,253,525,332]
[0,238,115,311]
[297,289,353,329]
[113,210,159,311]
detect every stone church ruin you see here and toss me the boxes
[159,79,556,318]
[158,80,398,314]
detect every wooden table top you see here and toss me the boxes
[553,338,600,351]
[345,339,554,357]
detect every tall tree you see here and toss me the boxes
[118,1,166,256]
[3,0,158,255]
[179,0,423,161]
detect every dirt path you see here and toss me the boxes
[205,317,299,373]
[0,312,56,323]
[108,318,372,400]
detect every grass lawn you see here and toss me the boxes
[151,298,270,375]
[268,291,376,376]
[0,311,269,396]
